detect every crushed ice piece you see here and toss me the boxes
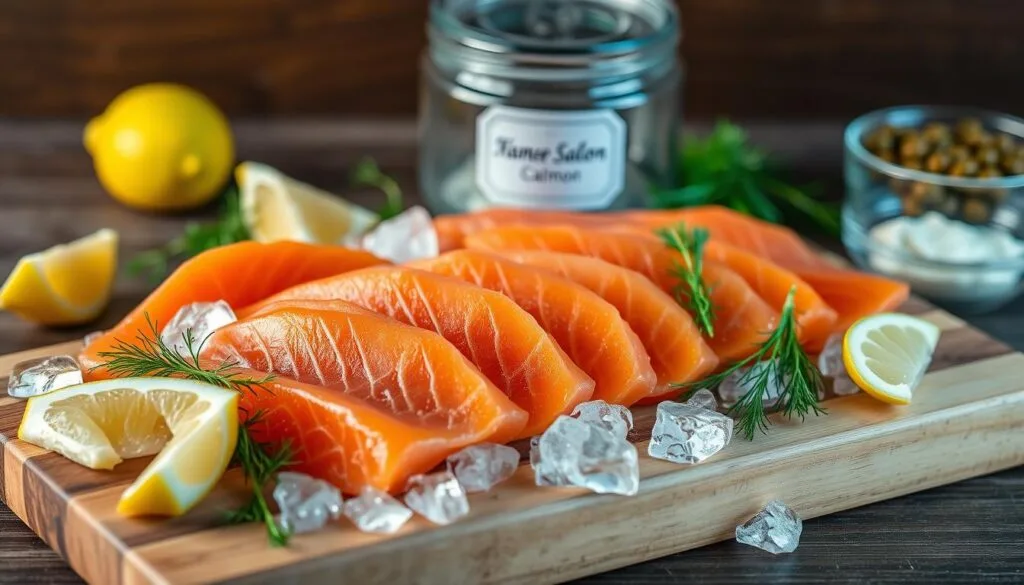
[530,415,639,496]
[817,333,860,396]
[570,399,634,438]
[648,400,733,464]
[686,388,719,411]
[358,206,439,263]
[735,499,803,554]
[446,443,520,493]
[342,486,413,534]
[7,356,83,399]
[718,360,786,408]
[273,472,343,535]
[404,471,470,525]
[83,331,104,346]
[161,300,237,355]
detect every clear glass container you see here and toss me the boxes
[843,105,1024,313]
[419,0,682,214]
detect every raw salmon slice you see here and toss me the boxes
[410,250,658,406]
[201,303,528,494]
[466,225,778,363]
[620,207,910,335]
[790,269,910,335]
[231,368,501,495]
[81,241,387,380]
[435,209,617,252]
[240,267,595,437]
[497,250,719,401]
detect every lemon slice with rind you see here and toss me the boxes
[238,161,378,244]
[843,313,941,405]
[18,377,237,517]
[0,229,118,326]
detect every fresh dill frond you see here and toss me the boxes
[225,410,295,547]
[127,187,250,282]
[676,287,826,439]
[95,314,290,546]
[658,223,716,337]
[350,157,404,220]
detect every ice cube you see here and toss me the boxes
[817,333,860,396]
[718,360,786,408]
[735,499,803,554]
[160,301,237,355]
[273,472,343,535]
[686,388,719,412]
[83,331,104,346]
[342,486,413,534]
[648,400,733,464]
[359,206,439,263]
[530,415,639,496]
[404,471,470,525]
[7,356,83,399]
[446,443,520,493]
[570,400,634,438]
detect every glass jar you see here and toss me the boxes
[419,0,683,214]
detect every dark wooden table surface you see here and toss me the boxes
[1,120,1021,585]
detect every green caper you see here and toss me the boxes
[925,151,951,173]
[921,122,953,148]
[863,125,896,152]
[948,144,971,162]
[898,133,927,159]
[977,165,1003,179]
[976,146,1001,166]
[901,157,924,171]
[1002,154,1024,175]
[994,133,1017,154]
[955,118,984,143]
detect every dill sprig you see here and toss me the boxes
[127,187,249,283]
[677,287,826,439]
[94,315,293,546]
[351,157,404,220]
[225,410,294,546]
[658,223,716,337]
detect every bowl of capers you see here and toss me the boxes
[843,106,1024,313]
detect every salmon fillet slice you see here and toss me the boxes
[497,250,719,402]
[410,250,657,406]
[239,266,595,438]
[465,225,778,363]
[81,241,387,380]
[434,209,617,252]
[229,368,503,495]
[201,303,527,493]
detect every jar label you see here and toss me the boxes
[475,106,626,209]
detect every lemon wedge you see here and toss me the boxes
[237,161,378,244]
[0,229,118,326]
[842,313,941,405]
[18,377,238,517]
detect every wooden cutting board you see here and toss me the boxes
[1,295,1022,585]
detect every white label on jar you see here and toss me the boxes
[475,106,626,209]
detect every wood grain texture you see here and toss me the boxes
[2,1,1024,119]
[1,120,1022,584]
[0,297,1021,584]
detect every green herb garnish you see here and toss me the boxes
[127,187,249,283]
[677,287,826,440]
[652,120,840,235]
[350,157,404,221]
[96,315,293,546]
[657,223,716,337]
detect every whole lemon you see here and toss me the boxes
[84,83,234,212]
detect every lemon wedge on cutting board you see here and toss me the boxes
[0,229,118,326]
[238,161,378,244]
[18,378,238,517]
[843,314,941,405]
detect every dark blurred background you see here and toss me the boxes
[2,0,1022,120]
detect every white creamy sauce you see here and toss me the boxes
[867,212,1024,302]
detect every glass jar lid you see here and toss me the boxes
[428,0,680,83]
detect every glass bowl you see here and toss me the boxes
[842,105,1024,314]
